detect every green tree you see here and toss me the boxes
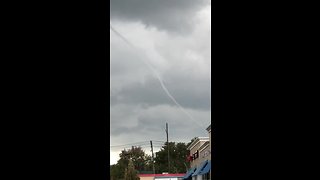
[154,142,190,174]
[143,154,153,173]
[110,164,123,180]
[110,146,152,180]
[124,159,140,180]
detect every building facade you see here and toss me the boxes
[206,125,211,179]
[206,125,211,159]
[188,137,209,169]
[183,124,211,180]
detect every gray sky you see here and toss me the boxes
[110,0,211,165]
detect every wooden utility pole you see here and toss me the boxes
[150,140,155,174]
[166,122,170,173]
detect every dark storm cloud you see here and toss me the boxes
[110,0,210,33]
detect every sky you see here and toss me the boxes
[110,0,211,165]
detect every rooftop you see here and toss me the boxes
[206,124,211,132]
[187,137,209,150]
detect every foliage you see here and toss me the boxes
[110,146,151,180]
[111,141,191,179]
[154,142,190,174]
[124,159,140,180]
[110,164,124,180]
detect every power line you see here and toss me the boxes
[110,143,165,149]
[110,141,150,147]
[152,140,166,143]
[110,145,150,149]
[110,140,166,148]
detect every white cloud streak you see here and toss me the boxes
[111,24,206,129]
[110,0,211,165]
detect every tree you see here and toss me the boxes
[110,146,152,180]
[143,154,153,173]
[154,142,190,174]
[111,163,125,180]
[124,159,140,180]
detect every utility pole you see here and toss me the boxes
[150,140,155,174]
[165,122,170,173]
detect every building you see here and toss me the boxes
[206,125,211,179]
[188,137,209,169]
[139,173,186,180]
[183,124,211,180]
[206,124,211,158]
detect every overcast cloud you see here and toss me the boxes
[110,0,211,165]
[111,0,210,34]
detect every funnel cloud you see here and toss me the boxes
[110,0,211,165]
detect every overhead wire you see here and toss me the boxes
[110,140,166,148]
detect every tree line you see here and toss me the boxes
[110,141,193,180]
